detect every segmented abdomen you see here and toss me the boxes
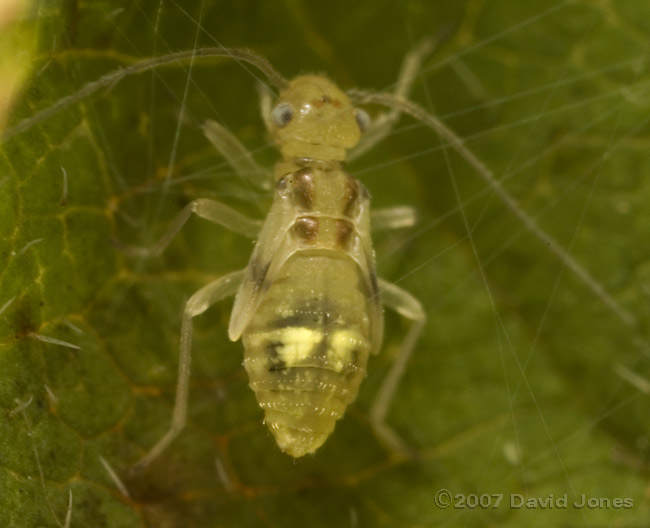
[242,254,371,457]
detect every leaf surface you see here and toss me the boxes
[1,1,649,526]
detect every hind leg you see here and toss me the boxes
[370,278,426,456]
[131,269,245,472]
[202,120,270,190]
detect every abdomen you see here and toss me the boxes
[242,253,371,457]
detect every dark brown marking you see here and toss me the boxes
[292,216,319,242]
[369,271,380,300]
[343,174,360,217]
[312,95,343,108]
[335,220,354,249]
[269,301,335,330]
[249,259,271,292]
[291,168,314,210]
[266,341,287,372]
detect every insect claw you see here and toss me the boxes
[127,459,145,477]
[111,237,156,258]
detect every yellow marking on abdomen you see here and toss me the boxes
[273,326,321,366]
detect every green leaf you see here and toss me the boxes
[2,1,650,526]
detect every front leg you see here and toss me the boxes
[202,120,271,191]
[348,37,436,161]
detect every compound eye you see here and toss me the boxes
[354,108,371,132]
[271,102,294,128]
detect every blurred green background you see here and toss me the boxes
[1,0,650,526]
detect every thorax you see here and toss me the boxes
[273,158,369,253]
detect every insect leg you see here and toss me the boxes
[257,81,274,134]
[371,206,417,231]
[131,269,245,472]
[349,37,435,161]
[370,278,426,456]
[124,198,261,257]
[202,119,271,191]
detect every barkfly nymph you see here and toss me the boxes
[126,41,435,469]
[115,38,616,470]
